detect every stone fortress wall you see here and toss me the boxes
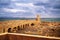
[6,15,41,33]
[0,15,41,33]
[0,15,60,37]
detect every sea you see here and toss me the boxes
[0,18,60,22]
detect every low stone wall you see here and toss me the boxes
[8,34,57,40]
[0,34,9,40]
[0,33,60,40]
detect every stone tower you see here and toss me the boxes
[35,14,41,26]
[36,14,40,22]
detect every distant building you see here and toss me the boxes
[5,14,41,33]
[0,14,60,33]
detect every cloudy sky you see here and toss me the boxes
[0,0,60,18]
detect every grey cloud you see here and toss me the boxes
[34,0,60,8]
[0,0,60,18]
[0,0,11,8]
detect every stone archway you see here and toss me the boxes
[31,23,34,26]
[12,27,17,33]
[8,28,12,33]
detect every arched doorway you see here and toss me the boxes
[31,23,34,26]
[8,28,11,33]
[17,26,20,30]
[12,27,17,33]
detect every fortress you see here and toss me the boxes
[0,14,60,37]
[0,14,41,33]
